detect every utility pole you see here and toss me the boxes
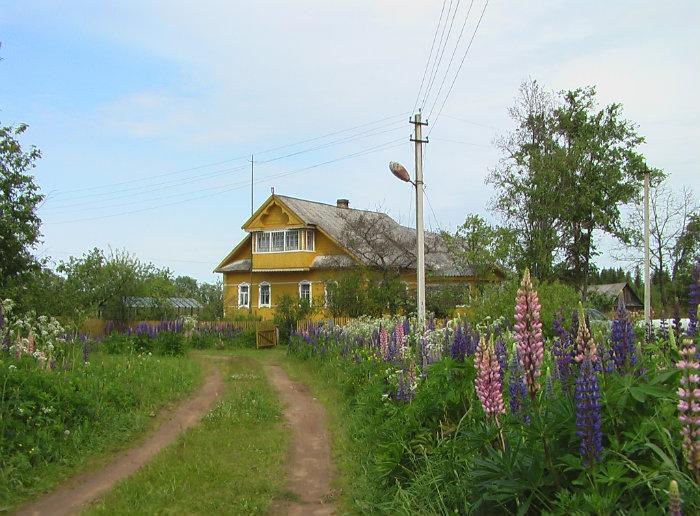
[249,155,254,316]
[410,112,428,329]
[644,171,651,326]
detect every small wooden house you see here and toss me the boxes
[214,194,496,319]
[588,282,643,310]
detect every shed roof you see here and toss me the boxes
[588,282,643,308]
[123,297,203,309]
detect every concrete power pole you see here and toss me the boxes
[644,171,651,326]
[411,112,428,328]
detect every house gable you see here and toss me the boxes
[243,196,305,232]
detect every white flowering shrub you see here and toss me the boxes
[1,298,67,368]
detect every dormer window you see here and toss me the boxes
[254,229,315,253]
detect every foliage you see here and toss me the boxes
[287,270,700,513]
[0,122,43,301]
[489,79,650,295]
[469,276,582,338]
[426,283,470,318]
[274,294,315,343]
[0,349,199,510]
[442,214,518,277]
[325,268,413,318]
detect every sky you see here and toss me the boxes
[1,1,699,283]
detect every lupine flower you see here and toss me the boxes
[673,298,683,341]
[404,318,411,336]
[552,310,574,387]
[515,269,544,399]
[475,335,505,417]
[379,325,389,360]
[575,358,603,466]
[611,299,636,372]
[668,480,682,516]
[575,304,598,364]
[676,337,700,480]
[467,330,479,356]
[494,336,508,383]
[451,325,467,362]
[508,350,529,421]
[659,318,669,341]
[396,361,418,402]
[395,322,406,353]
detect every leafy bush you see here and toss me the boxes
[469,277,582,337]
[287,305,700,513]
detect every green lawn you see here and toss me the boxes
[1,352,201,511]
[85,352,289,515]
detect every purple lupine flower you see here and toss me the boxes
[450,325,467,362]
[508,351,528,420]
[475,335,505,417]
[494,336,507,383]
[404,318,411,336]
[611,300,636,372]
[668,480,682,516]
[515,269,544,399]
[673,298,683,342]
[396,362,418,402]
[395,322,406,353]
[427,317,435,331]
[552,320,574,387]
[677,336,700,481]
[575,357,603,466]
[688,260,700,338]
[467,330,479,356]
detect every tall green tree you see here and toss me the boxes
[0,123,43,297]
[490,80,649,295]
[553,87,647,297]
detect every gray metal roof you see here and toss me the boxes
[589,283,627,297]
[217,259,251,272]
[277,195,470,276]
[123,297,203,309]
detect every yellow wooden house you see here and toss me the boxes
[214,194,483,319]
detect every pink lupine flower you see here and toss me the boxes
[575,303,598,364]
[677,337,700,482]
[475,335,505,417]
[515,269,544,399]
[379,325,389,360]
[395,322,405,352]
[27,331,36,355]
[668,479,682,516]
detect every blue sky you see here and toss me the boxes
[2,1,699,283]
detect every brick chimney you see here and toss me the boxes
[336,198,350,209]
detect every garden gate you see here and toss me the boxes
[255,321,278,348]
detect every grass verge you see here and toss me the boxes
[85,353,288,515]
[1,352,201,511]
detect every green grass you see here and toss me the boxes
[85,352,288,515]
[0,352,201,511]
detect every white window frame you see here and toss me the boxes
[237,283,250,308]
[256,232,270,253]
[299,280,312,302]
[259,282,271,307]
[253,229,314,253]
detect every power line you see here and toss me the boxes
[411,0,447,114]
[426,0,475,121]
[430,136,492,147]
[48,138,410,224]
[428,0,490,137]
[440,113,499,130]
[421,0,456,109]
[45,121,407,209]
[44,122,407,211]
[50,111,409,197]
[422,0,462,111]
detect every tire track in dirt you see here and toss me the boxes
[15,357,226,516]
[264,364,335,516]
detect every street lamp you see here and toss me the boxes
[389,113,427,329]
